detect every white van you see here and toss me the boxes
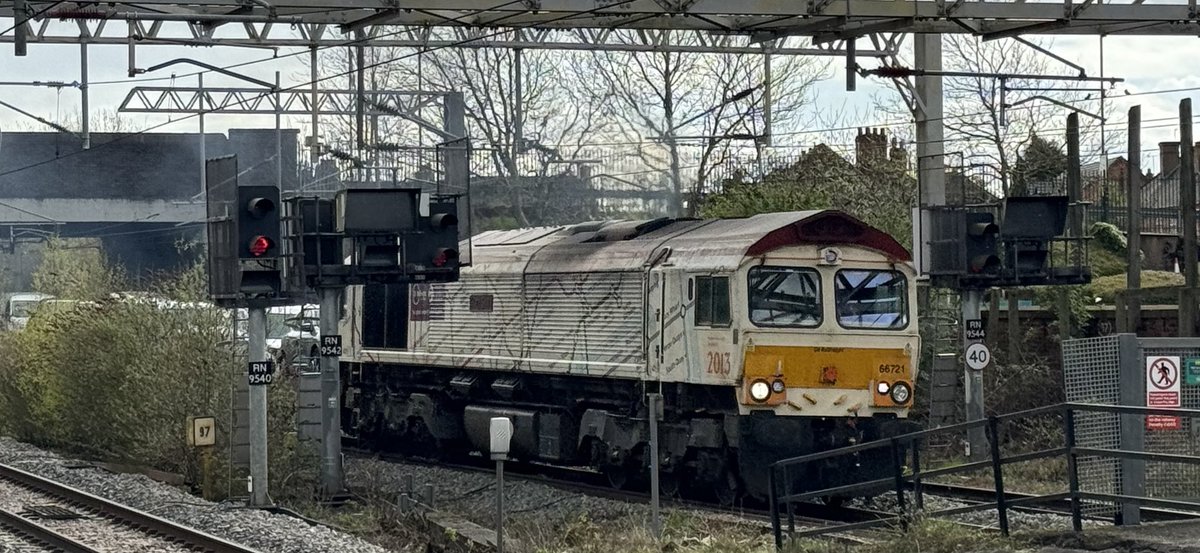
[5,293,53,330]
[234,304,320,361]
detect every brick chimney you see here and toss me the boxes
[856,128,888,166]
[1160,141,1181,176]
[889,137,908,171]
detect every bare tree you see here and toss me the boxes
[311,33,613,227]
[875,35,1097,198]
[581,34,829,216]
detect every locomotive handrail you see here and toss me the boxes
[768,402,1200,550]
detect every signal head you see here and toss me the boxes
[246,197,276,219]
[432,247,459,268]
[969,254,1002,274]
[967,221,999,237]
[249,235,273,257]
[430,212,459,229]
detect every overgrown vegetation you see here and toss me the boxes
[791,518,1017,553]
[699,148,916,248]
[0,239,315,500]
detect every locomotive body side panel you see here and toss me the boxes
[522,271,645,377]
[348,270,651,379]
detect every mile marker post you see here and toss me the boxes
[490,417,513,553]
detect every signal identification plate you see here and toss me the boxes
[248,361,274,386]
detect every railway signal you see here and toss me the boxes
[964,212,1000,276]
[238,186,281,259]
[235,184,283,296]
[409,199,461,281]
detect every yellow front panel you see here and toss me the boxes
[743,345,912,389]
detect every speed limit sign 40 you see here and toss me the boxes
[965,343,991,371]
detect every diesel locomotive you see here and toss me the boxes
[339,210,920,501]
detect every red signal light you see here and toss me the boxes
[249,235,273,257]
[432,247,458,267]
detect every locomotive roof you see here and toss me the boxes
[467,210,910,274]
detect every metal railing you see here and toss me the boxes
[767,403,1200,550]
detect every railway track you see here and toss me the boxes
[345,448,990,543]
[916,482,1200,523]
[0,462,261,553]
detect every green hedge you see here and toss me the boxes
[0,241,314,499]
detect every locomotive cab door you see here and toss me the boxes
[689,273,738,385]
[645,268,666,379]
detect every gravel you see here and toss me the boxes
[0,438,395,553]
[849,491,1108,532]
[344,454,1095,535]
[344,455,764,530]
[348,456,651,526]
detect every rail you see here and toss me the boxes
[767,402,1200,550]
[0,463,261,553]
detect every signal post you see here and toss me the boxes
[287,189,463,499]
[925,114,1091,459]
[206,155,465,502]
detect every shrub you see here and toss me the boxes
[0,241,314,500]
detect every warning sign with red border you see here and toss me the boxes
[1146,356,1182,431]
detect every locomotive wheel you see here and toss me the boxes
[603,465,629,490]
[658,471,680,498]
[713,470,741,507]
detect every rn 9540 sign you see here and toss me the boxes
[248,361,274,386]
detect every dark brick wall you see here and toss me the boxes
[0,129,298,200]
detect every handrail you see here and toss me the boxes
[768,402,1200,551]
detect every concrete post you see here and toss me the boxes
[248,307,270,506]
[199,73,206,197]
[513,47,523,166]
[310,46,320,174]
[319,287,344,497]
[962,288,987,460]
[275,71,282,193]
[80,42,90,150]
[914,34,945,276]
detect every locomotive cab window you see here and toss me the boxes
[835,269,908,329]
[694,276,730,327]
[748,266,822,327]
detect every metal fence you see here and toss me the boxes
[1063,334,1200,522]
[766,402,1200,550]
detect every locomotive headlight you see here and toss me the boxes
[890,382,912,404]
[876,381,891,395]
[771,379,786,394]
[749,380,771,402]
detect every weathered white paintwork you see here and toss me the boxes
[342,211,919,418]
